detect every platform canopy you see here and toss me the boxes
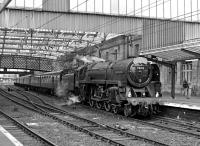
[140,38,200,63]
[140,38,200,99]
[0,27,108,59]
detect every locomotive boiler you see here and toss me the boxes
[77,57,161,117]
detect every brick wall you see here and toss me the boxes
[91,35,142,61]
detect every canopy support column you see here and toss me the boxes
[171,64,176,99]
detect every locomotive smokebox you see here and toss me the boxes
[127,57,152,88]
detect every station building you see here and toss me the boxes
[82,35,200,97]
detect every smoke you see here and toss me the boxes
[75,55,105,64]
[56,54,105,105]
[56,82,68,98]
[56,82,80,105]
[66,96,80,106]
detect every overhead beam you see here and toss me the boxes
[0,27,96,36]
[0,41,77,48]
[0,34,93,41]
[0,47,65,54]
[0,0,12,13]
[0,71,31,74]
[0,50,64,56]
[0,8,143,34]
[0,50,64,59]
[0,37,92,45]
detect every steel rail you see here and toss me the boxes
[0,109,57,146]
[0,89,128,146]
[11,88,169,146]
[16,88,200,139]
[83,102,200,139]
[152,115,200,131]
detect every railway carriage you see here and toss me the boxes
[39,71,61,94]
[30,75,40,89]
[15,75,31,88]
[15,71,63,94]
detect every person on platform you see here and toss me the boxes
[182,79,189,97]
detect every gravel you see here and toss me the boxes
[58,104,200,146]
[12,87,200,146]
[0,89,110,146]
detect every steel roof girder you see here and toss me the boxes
[0,46,65,54]
[0,0,12,13]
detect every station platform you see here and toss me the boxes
[0,125,23,146]
[161,93,200,110]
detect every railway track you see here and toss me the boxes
[83,102,200,139]
[12,86,200,140]
[0,109,57,146]
[130,115,200,139]
[150,115,200,133]
[27,88,200,139]
[1,86,168,146]
[16,86,200,139]
[12,86,200,139]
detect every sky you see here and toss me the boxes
[5,0,43,8]
[70,0,200,21]
[1,0,200,21]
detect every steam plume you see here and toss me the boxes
[75,55,105,63]
[56,82,80,105]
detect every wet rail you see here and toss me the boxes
[11,86,200,139]
[0,109,57,146]
[86,103,200,139]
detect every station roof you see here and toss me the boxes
[0,27,109,59]
[140,38,200,63]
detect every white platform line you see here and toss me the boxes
[163,102,200,110]
[0,125,23,146]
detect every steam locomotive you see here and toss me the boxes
[15,57,162,117]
